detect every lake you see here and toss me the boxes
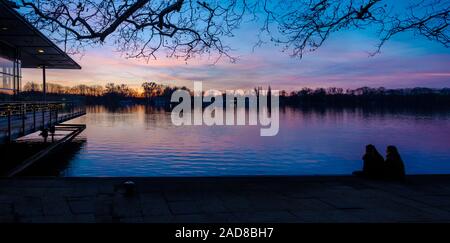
[29,105,450,176]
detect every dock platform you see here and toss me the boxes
[4,124,86,177]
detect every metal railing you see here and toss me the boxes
[0,101,86,142]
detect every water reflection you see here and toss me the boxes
[19,138,87,176]
[29,105,450,176]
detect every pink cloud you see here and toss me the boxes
[21,37,450,91]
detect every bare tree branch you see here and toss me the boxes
[15,0,449,61]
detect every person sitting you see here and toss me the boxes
[353,144,385,179]
[384,145,406,181]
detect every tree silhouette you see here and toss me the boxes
[142,81,162,98]
[15,0,449,61]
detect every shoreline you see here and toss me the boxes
[8,173,450,180]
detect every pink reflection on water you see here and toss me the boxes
[58,105,450,176]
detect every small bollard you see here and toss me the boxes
[123,180,136,197]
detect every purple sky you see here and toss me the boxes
[22,22,450,92]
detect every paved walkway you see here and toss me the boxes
[1,175,450,223]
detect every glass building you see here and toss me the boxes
[0,0,80,97]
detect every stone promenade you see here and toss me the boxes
[1,175,450,223]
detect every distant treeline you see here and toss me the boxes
[21,81,187,98]
[280,87,450,109]
[13,81,189,105]
[2,82,450,109]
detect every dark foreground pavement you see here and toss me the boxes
[1,175,450,223]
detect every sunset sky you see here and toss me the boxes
[21,3,450,92]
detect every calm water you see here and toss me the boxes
[45,105,450,176]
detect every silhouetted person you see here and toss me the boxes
[384,145,405,181]
[353,144,384,179]
[40,128,49,143]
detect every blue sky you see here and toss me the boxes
[22,0,450,91]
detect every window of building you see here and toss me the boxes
[0,55,21,93]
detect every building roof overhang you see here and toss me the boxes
[0,1,81,69]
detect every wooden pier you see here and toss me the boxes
[5,124,86,177]
[0,102,86,143]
